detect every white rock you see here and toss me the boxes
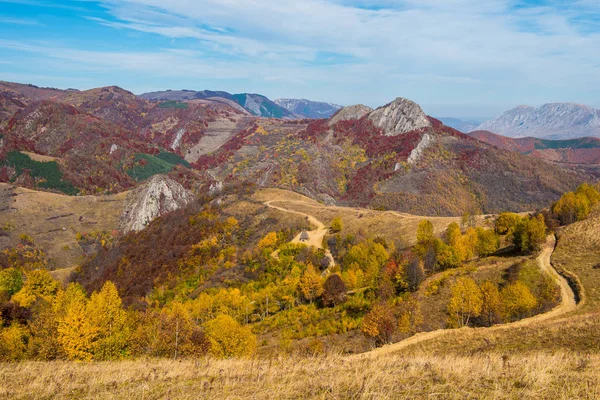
[171,128,185,150]
[119,175,193,233]
[368,97,431,136]
[407,133,434,165]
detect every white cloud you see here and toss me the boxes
[3,0,600,115]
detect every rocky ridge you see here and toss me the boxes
[119,175,193,233]
[328,104,373,126]
[368,97,431,136]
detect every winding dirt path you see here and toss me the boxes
[354,234,578,358]
[264,200,335,268]
[265,200,327,249]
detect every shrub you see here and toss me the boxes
[321,274,347,307]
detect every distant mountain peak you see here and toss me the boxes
[476,102,600,139]
[274,98,342,119]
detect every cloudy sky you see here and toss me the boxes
[0,0,599,118]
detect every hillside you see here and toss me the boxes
[476,103,600,139]
[1,81,592,216]
[199,100,588,215]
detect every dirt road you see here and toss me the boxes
[264,200,334,266]
[354,234,578,358]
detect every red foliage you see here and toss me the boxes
[298,119,329,141]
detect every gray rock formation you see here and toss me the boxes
[119,175,193,233]
[407,133,434,164]
[475,103,600,139]
[368,97,431,136]
[329,104,373,126]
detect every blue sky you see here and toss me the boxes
[0,0,599,118]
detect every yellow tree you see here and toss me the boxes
[397,294,423,334]
[298,263,323,303]
[0,324,29,361]
[501,282,537,321]
[447,277,483,327]
[479,281,501,326]
[12,270,59,308]
[258,232,279,250]
[57,299,98,361]
[330,216,343,233]
[162,301,195,360]
[204,314,257,358]
[87,281,129,360]
[476,228,499,258]
[415,220,434,256]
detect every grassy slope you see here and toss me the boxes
[0,183,126,271]
[2,353,599,399]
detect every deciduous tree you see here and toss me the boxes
[447,277,483,327]
[204,314,256,358]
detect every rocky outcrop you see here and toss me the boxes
[476,103,600,139]
[407,133,435,164]
[119,175,193,233]
[328,104,373,126]
[368,97,431,136]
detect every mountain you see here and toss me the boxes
[193,96,587,215]
[437,117,480,133]
[329,104,373,125]
[274,98,342,119]
[0,80,591,216]
[231,93,295,118]
[140,89,295,119]
[468,130,600,168]
[367,97,431,136]
[475,103,600,139]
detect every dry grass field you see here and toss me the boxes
[0,183,127,274]
[1,352,599,399]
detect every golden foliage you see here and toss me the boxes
[204,314,257,358]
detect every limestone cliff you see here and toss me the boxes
[119,175,193,233]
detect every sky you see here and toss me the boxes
[0,0,599,119]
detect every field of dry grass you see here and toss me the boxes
[1,352,599,399]
[0,183,126,274]
[252,188,486,246]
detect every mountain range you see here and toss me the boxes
[0,80,589,217]
[474,103,600,139]
[140,89,342,119]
